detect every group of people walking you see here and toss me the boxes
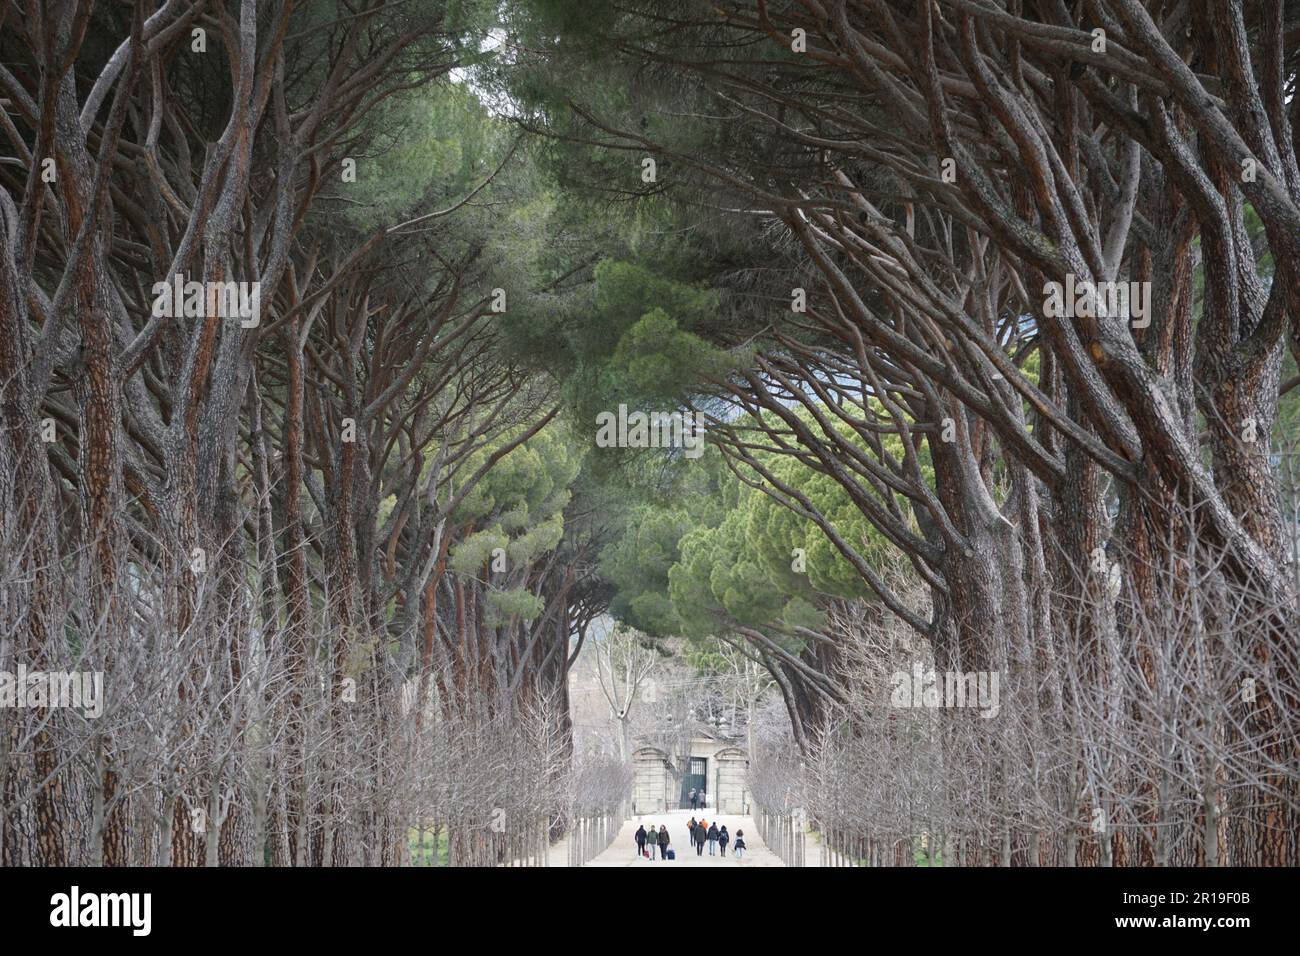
[633,818,747,861]
[635,823,673,859]
[689,818,743,858]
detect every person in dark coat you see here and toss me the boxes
[635,824,648,858]
[733,830,746,861]
[707,822,720,856]
[693,818,708,855]
[718,825,730,857]
[657,825,670,860]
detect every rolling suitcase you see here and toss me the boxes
[666,849,675,860]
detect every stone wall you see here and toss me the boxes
[714,747,750,814]
[632,747,671,814]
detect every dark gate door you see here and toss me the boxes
[680,757,707,808]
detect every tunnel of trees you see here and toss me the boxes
[1,0,1298,868]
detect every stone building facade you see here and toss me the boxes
[630,734,750,814]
